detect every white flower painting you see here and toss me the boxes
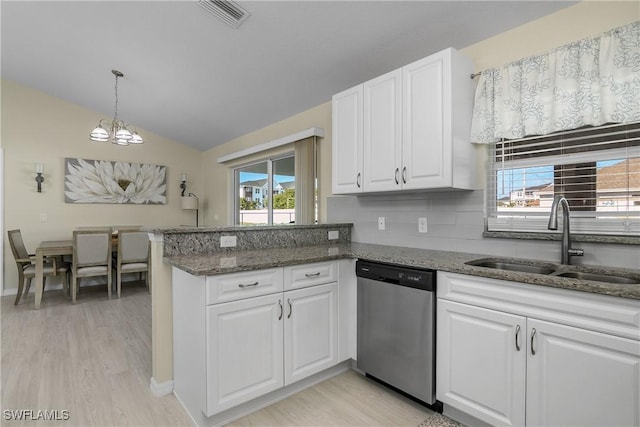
[65,158,167,204]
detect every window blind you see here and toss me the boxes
[487,122,640,236]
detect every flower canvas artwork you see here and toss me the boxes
[64,158,167,204]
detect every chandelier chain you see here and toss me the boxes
[114,73,119,121]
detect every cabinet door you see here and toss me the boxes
[402,50,450,189]
[205,293,284,416]
[527,318,640,427]
[332,85,363,194]
[363,69,402,192]
[437,299,526,427]
[284,282,338,385]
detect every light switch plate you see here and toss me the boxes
[220,235,237,247]
[328,230,339,240]
[419,217,428,233]
[378,217,385,231]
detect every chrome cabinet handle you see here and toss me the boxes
[531,328,537,355]
[278,300,283,320]
[305,272,321,278]
[402,167,407,184]
[395,168,400,185]
[356,173,361,188]
[238,281,259,288]
[287,298,292,319]
[515,325,521,351]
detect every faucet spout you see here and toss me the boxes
[548,195,584,264]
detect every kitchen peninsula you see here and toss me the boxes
[147,224,639,427]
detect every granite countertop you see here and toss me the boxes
[164,242,640,300]
[144,223,353,234]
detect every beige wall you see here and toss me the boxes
[202,102,332,226]
[1,79,204,293]
[461,1,639,72]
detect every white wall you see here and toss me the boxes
[1,79,204,294]
[327,2,640,269]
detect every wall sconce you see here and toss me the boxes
[35,163,44,192]
[181,193,199,227]
[180,173,187,196]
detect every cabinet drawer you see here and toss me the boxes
[284,261,337,290]
[437,271,640,341]
[206,268,284,305]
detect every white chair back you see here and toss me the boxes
[119,231,149,263]
[74,231,111,267]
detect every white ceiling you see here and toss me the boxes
[1,1,576,151]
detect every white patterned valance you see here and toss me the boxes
[470,21,640,144]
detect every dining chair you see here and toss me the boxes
[114,230,150,298]
[7,229,70,305]
[72,228,112,303]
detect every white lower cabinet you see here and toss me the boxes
[526,318,640,427]
[437,300,526,426]
[284,283,338,385]
[205,282,338,416]
[437,272,640,427]
[173,262,344,421]
[206,293,284,415]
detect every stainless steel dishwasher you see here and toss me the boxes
[356,259,437,405]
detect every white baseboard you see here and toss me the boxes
[150,377,174,397]
[2,283,64,296]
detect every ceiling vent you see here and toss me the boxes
[198,0,250,29]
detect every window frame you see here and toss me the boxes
[233,152,295,226]
[486,122,640,237]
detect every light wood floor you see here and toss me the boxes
[1,283,192,427]
[228,370,436,427]
[2,283,437,427]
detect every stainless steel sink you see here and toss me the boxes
[552,271,640,285]
[465,258,640,285]
[465,259,555,275]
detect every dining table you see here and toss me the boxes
[34,235,119,309]
[34,240,73,310]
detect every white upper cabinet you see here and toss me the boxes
[363,69,403,192]
[403,49,475,189]
[332,85,363,194]
[332,47,476,194]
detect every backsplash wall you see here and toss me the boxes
[327,191,640,270]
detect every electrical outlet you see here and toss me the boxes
[328,230,339,240]
[378,217,385,231]
[418,217,428,233]
[220,235,237,247]
[39,213,48,222]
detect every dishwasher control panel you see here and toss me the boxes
[356,260,435,291]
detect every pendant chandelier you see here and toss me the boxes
[89,69,143,145]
